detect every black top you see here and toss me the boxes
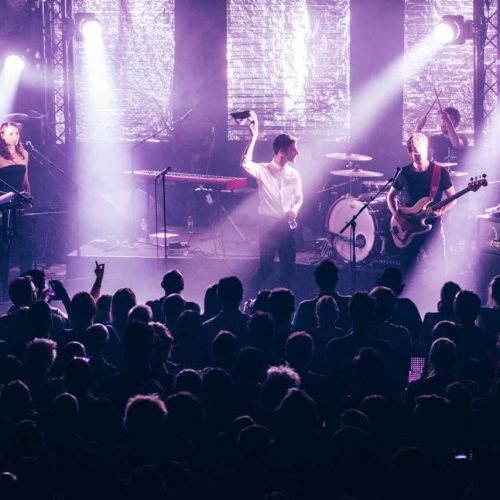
[428,133,468,166]
[0,165,26,192]
[393,162,452,208]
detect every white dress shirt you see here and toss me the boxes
[242,157,303,219]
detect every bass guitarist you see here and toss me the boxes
[387,133,456,274]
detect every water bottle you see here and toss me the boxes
[187,215,194,234]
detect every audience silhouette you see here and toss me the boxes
[0,261,498,500]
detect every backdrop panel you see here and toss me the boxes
[73,0,175,142]
[227,0,351,142]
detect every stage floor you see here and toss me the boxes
[65,225,330,305]
[64,224,405,307]
[0,222,483,316]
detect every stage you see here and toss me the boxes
[65,224,396,306]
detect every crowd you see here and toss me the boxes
[0,260,499,500]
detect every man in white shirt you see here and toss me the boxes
[241,117,303,293]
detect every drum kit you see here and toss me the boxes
[321,152,468,266]
[322,152,391,267]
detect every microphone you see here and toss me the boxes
[391,166,402,185]
[155,166,172,178]
[24,141,39,153]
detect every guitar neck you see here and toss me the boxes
[431,185,472,211]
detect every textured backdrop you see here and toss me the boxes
[73,0,175,142]
[227,0,350,142]
[403,0,474,143]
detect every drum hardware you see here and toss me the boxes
[330,166,384,196]
[325,152,373,162]
[330,167,384,178]
[316,180,352,194]
[435,162,458,167]
[326,152,379,197]
[328,231,367,249]
[448,170,468,177]
[434,162,467,178]
[326,196,395,262]
[329,168,399,291]
[485,203,500,216]
[362,180,387,190]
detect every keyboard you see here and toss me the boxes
[125,170,247,191]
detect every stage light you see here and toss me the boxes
[434,15,472,45]
[74,13,102,42]
[434,22,456,44]
[4,54,25,73]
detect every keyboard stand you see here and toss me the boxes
[198,187,249,258]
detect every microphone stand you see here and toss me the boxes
[28,143,127,218]
[339,168,401,292]
[155,167,171,266]
[127,108,193,267]
[128,108,194,152]
[26,144,82,190]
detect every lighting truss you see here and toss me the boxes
[474,0,499,138]
[41,0,76,148]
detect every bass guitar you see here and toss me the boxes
[390,176,488,249]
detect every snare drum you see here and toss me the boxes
[326,195,395,262]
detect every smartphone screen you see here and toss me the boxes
[408,356,426,383]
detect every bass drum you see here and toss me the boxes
[326,195,395,262]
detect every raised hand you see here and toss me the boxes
[94,260,105,280]
[248,111,259,138]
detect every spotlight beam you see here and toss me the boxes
[350,33,442,149]
[0,67,23,117]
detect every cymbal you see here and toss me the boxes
[362,180,387,188]
[331,168,383,178]
[448,170,468,177]
[325,152,372,162]
[435,162,458,167]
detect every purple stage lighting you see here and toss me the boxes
[74,13,102,42]
[81,19,103,41]
[433,22,455,44]
[4,54,25,73]
[434,15,472,45]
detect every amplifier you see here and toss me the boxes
[476,215,500,255]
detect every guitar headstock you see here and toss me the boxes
[468,174,488,192]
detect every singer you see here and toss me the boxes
[241,114,303,294]
[386,133,456,275]
[0,121,34,276]
[0,121,30,194]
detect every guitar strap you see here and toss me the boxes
[429,162,441,200]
